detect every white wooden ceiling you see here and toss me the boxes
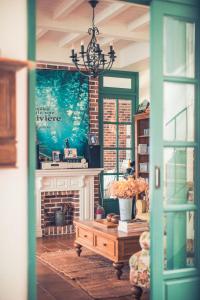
[36,0,149,71]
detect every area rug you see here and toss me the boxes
[37,248,132,299]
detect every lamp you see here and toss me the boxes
[70,0,116,78]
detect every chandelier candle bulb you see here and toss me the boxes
[81,41,84,53]
[72,49,75,57]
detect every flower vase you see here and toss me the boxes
[119,198,133,221]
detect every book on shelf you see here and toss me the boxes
[118,220,149,233]
[138,144,148,154]
[139,162,149,173]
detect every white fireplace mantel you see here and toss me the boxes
[35,168,103,237]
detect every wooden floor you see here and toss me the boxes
[37,235,149,300]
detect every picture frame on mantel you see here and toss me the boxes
[88,133,99,145]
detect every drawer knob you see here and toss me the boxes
[103,243,107,247]
[84,234,87,238]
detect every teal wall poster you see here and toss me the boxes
[36,69,89,158]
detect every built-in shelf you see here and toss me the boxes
[134,111,149,180]
[138,135,149,138]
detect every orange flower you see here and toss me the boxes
[109,177,148,199]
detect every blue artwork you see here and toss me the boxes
[36,69,89,158]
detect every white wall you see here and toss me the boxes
[0,1,28,300]
[139,68,150,102]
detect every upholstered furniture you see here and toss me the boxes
[135,199,150,223]
[129,231,150,299]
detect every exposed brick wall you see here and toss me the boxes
[36,63,100,212]
[41,190,79,236]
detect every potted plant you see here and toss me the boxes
[109,177,148,221]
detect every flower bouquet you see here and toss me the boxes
[109,177,148,221]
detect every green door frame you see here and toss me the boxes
[150,0,200,299]
[28,0,36,299]
[99,70,139,215]
[27,0,200,300]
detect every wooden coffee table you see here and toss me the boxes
[74,220,146,279]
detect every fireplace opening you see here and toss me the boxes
[41,190,79,236]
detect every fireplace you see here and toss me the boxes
[36,168,103,237]
[41,190,79,236]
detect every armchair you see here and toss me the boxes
[129,231,150,299]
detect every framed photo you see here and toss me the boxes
[88,133,98,145]
[137,99,150,114]
[52,151,60,162]
[64,148,77,158]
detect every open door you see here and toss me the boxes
[150,0,200,299]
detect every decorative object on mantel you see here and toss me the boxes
[0,57,28,167]
[41,159,88,169]
[136,99,150,114]
[70,0,116,78]
[109,177,148,221]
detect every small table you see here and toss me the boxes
[74,220,145,279]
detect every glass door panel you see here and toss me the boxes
[103,150,117,173]
[151,1,200,300]
[164,17,195,78]
[118,99,132,122]
[164,82,194,141]
[103,98,117,122]
[118,149,132,173]
[103,124,117,147]
[164,148,194,205]
[118,124,132,148]
[164,211,195,270]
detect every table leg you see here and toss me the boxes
[113,262,124,280]
[131,285,143,300]
[74,243,82,257]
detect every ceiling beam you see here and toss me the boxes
[99,37,116,46]
[58,33,85,48]
[53,0,85,20]
[37,15,149,45]
[56,1,129,47]
[95,2,129,25]
[36,28,48,40]
[127,12,149,32]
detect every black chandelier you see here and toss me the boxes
[70,0,116,78]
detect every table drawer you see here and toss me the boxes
[77,226,93,246]
[94,234,116,257]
